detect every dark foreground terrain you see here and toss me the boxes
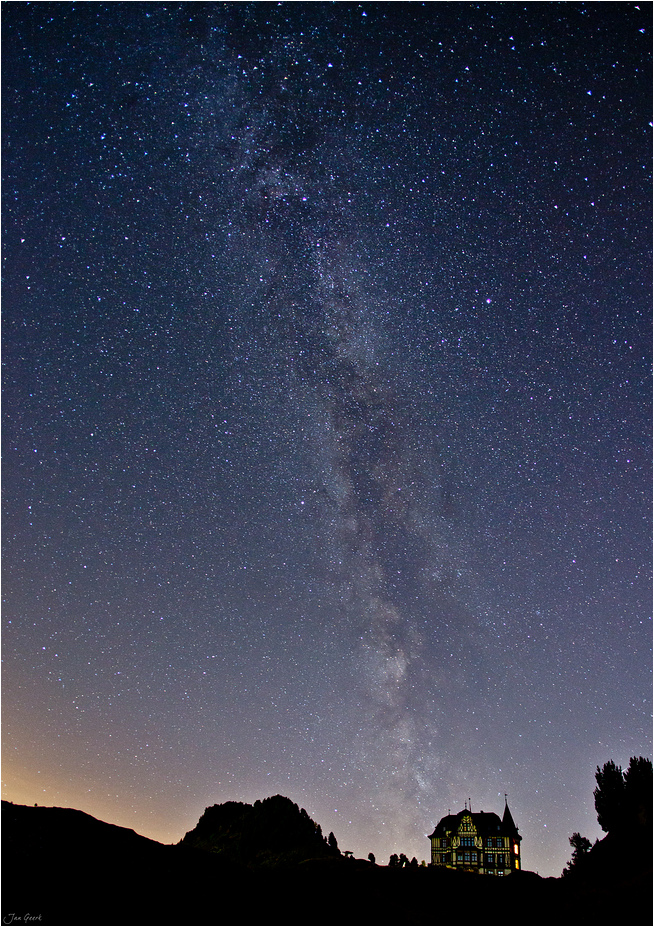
[2,801,651,926]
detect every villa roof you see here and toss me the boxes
[428,806,520,840]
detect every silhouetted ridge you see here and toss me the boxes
[2,799,166,858]
[180,794,338,867]
[3,796,651,925]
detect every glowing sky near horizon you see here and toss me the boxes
[2,2,651,876]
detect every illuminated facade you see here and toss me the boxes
[429,801,521,875]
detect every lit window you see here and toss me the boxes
[471,851,477,862]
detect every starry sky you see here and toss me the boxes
[2,2,651,877]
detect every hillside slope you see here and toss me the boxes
[2,800,650,926]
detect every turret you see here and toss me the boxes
[502,798,519,836]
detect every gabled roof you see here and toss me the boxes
[428,813,459,838]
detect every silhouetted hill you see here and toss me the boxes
[2,799,651,926]
[3,800,167,859]
[179,794,338,867]
[1,800,240,926]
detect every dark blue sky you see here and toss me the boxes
[2,2,651,876]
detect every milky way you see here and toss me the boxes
[3,3,651,873]
[216,58,475,836]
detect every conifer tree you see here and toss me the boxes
[594,760,625,832]
[594,756,652,833]
[328,831,340,854]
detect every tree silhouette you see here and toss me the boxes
[594,756,653,833]
[367,852,375,864]
[623,756,653,827]
[328,831,340,855]
[594,760,624,832]
[388,853,399,867]
[562,832,592,877]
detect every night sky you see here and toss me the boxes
[2,2,651,877]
